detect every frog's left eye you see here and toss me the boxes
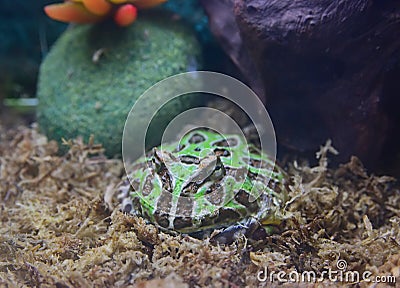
[194,147,201,152]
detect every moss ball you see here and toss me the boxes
[37,11,202,157]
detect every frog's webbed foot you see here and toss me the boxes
[209,218,268,245]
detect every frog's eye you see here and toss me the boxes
[152,156,164,172]
[194,147,201,152]
[215,164,222,171]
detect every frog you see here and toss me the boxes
[118,129,288,244]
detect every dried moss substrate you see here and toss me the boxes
[0,125,399,287]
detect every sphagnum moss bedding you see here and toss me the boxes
[0,124,399,287]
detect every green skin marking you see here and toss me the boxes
[119,129,287,235]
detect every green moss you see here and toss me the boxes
[37,11,202,157]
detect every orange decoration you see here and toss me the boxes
[44,2,100,24]
[44,0,167,26]
[109,0,128,3]
[114,4,137,27]
[82,0,112,16]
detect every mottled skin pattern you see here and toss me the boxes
[118,129,287,239]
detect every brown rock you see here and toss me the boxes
[201,0,400,168]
